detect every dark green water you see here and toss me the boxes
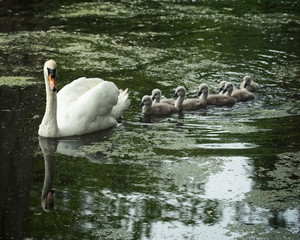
[1,0,300,239]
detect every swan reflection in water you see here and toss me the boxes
[39,137,57,212]
[39,128,114,211]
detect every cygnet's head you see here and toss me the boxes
[244,76,251,82]
[222,82,234,95]
[151,89,162,101]
[219,81,227,93]
[243,76,251,88]
[140,95,153,107]
[198,83,209,97]
[44,59,57,92]
[173,86,186,97]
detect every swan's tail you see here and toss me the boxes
[111,88,130,120]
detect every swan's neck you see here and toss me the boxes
[143,104,151,113]
[199,92,208,101]
[39,138,56,211]
[39,73,59,137]
[41,149,56,200]
[175,95,185,109]
[153,98,160,104]
[225,90,232,97]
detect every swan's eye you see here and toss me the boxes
[47,67,57,92]
[47,67,57,78]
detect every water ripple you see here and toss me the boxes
[194,143,258,149]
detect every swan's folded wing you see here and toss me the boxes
[111,88,130,119]
[70,81,119,119]
[57,81,119,135]
[57,77,104,107]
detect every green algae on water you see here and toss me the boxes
[96,227,132,240]
[163,156,223,188]
[206,120,261,134]
[226,223,300,240]
[56,2,138,19]
[245,151,300,210]
[78,126,198,162]
[0,76,38,87]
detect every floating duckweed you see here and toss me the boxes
[0,76,38,87]
[79,131,156,161]
[163,156,223,188]
[226,223,300,240]
[78,125,199,161]
[96,227,132,240]
[206,120,260,134]
[245,151,300,210]
[146,58,229,87]
[56,2,138,19]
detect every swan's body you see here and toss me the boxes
[219,80,254,101]
[151,89,175,105]
[38,60,130,138]
[174,86,207,111]
[240,76,258,92]
[141,95,178,115]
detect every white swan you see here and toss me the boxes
[141,95,178,115]
[240,76,259,92]
[151,88,175,105]
[38,60,130,138]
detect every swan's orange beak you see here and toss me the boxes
[47,68,57,92]
[48,74,57,92]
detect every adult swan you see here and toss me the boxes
[38,60,130,138]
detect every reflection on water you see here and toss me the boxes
[32,122,300,239]
[56,127,114,163]
[39,137,56,212]
[1,0,300,239]
[204,157,252,200]
[195,143,258,149]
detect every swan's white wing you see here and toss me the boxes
[57,81,119,136]
[111,88,130,119]
[74,81,119,117]
[57,77,104,107]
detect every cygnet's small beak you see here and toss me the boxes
[47,68,57,92]
[172,92,177,98]
[197,91,202,97]
[140,102,145,108]
[222,88,228,94]
[152,96,155,101]
[218,87,224,93]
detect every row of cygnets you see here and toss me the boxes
[140,76,259,115]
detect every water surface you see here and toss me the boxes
[0,0,300,239]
